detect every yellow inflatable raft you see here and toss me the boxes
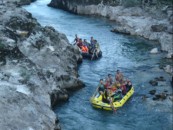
[90,87,134,111]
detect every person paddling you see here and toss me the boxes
[77,38,83,49]
[97,79,105,95]
[102,89,117,112]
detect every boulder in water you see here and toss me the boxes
[149,80,158,86]
[153,93,167,101]
[149,90,156,95]
[169,95,173,101]
[150,48,159,54]
[166,52,173,59]
[163,65,173,74]
[155,76,166,81]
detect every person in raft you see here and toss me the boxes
[73,34,79,44]
[97,79,105,95]
[115,70,124,84]
[120,81,127,95]
[105,74,113,89]
[91,40,100,60]
[81,44,89,53]
[77,38,83,49]
[97,77,118,112]
[102,89,117,112]
[125,79,132,92]
[83,39,90,47]
[90,36,95,45]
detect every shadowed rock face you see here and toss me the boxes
[15,0,37,5]
[48,0,120,14]
[0,0,83,130]
[48,0,118,7]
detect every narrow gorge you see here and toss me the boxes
[0,0,172,130]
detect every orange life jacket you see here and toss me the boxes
[85,46,88,52]
[81,46,88,53]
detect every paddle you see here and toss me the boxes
[91,49,96,60]
[90,86,99,102]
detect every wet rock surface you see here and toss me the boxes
[153,93,167,101]
[0,0,83,129]
[149,89,156,95]
[139,75,173,115]
[147,76,172,102]
[149,80,158,86]
[149,76,167,86]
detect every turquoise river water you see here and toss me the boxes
[24,0,172,130]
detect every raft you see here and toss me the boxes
[90,87,134,111]
[82,51,102,60]
[75,45,102,60]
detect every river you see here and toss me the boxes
[24,0,172,130]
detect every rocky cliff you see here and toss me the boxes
[48,0,173,57]
[0,0,83,130]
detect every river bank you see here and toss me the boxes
[48,0,173,58]
[0,0,83,129]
